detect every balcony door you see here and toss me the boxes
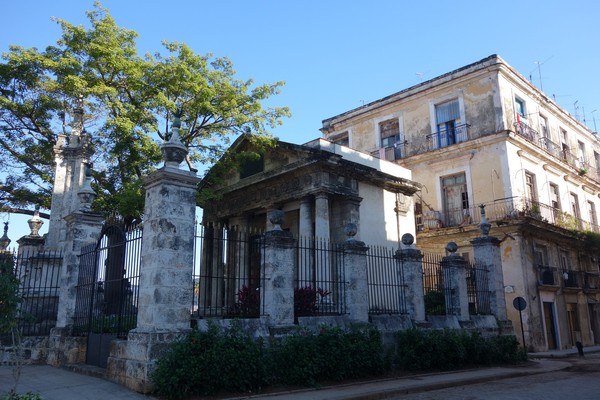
[442,173,469,227]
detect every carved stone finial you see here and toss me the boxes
[161,109,188,168]
[27,206,44,237]
[479,204,491,236]
[0,222,10,251]
[401,233,414,246]
[446,241,458,254]
[77,164,96,211]
[268,209,285,231]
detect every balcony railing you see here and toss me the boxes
[416,196,600,233]
[562,270,581,288]
[426,124,470,150]
[370,142,405,161]
[537,265,558,286]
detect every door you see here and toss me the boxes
[543,302,557,349]
[567,303,581,346]
[442,173,469,227]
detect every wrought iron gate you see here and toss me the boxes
[73,223,142,368]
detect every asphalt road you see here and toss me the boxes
[392,353,600,400]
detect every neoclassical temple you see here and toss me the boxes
[200,135,421,245]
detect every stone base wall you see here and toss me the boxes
[0,336,49,365]
[46,327,86,366]
[107,330,188,394]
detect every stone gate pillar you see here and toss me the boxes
[342,223,369,323]
[441,242,469,321]
[470,205,507,320]
[107,116,200,392]
[262,209,296,327]
[396,233,425,321]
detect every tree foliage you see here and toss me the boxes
[0,1,289,220]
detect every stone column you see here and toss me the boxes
[262,210,296,326]
[471,205,507,320]
[314,192,331,292]
[342,223,369,322]
[441,242,469,321]
[299,196,313,238]
[396,233,425,321]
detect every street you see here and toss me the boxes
[392,353,600,400]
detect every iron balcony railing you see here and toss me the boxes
[515,122,600,183]
[416,196,600,233]
[426,124,470,150]
[370,141,405,161]
[537,265,558,286]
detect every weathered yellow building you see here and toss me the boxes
[321,54,600,352]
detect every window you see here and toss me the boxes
[577,141,586,168]
[525,172,538,203]
[570,192,581,220]
[595,151,600,171]
[549,183,561,211]
[540,115,549,138]
[588,201,598,231]
[515,97,527,118]
[329,131,349,147]
[561,129,569,161]
[535,244,553,284]
[434,99,461,148]
[441,173,469,227]
[378,119,402,160]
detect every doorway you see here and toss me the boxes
[543,302,558,349]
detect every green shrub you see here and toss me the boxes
[396,328,525,371]
[272,325,389,385]
[1,392,43,400]
[151,322,268,399]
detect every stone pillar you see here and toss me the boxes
[135,168,200,331]
[47,210,103,367]
[55,211,104,329]
[314,192,330,240]
[396,233,425,321]
[107,119,200,391]
[471,205,507,320]
[441,242,469,321]
[262,210,296,326]
[341,223,369,322]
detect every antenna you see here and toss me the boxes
[591,109,597,133]
[531,56,553,92]
[574,100,579,121]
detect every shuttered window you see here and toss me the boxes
[435,100,460,124]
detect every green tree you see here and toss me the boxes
[0,1,289,222]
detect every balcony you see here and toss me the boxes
[370,142,405,161]
[584,273,600,292]
[426,124,470,150]
[562,270,581,289]
[538,265,558,286]
[415,196,600,233]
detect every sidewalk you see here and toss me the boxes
[2,346,598,400]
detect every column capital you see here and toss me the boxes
[143,167,200,191]
[470,236,501,247]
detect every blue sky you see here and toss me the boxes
[2,0,600,240]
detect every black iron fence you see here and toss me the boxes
[366,245,407,315]
[296,235,346,318]
[193,223,266,318]
[72,224,142,339]
[3,248,63,336]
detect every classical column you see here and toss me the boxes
[341,223,369,322]
[471,205,507,320]
[441,242,470,321]
[262,210,295,326]
[299,196,313,239]
[314,192,331,295]
[396,233,425,321]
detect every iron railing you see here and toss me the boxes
[416,196,600,233]
[3,248,63,336]
[296,236,346,318]
[193,223,266,319]
[72,224,142,339]
[366,245,407,315]
[427,123,470,150]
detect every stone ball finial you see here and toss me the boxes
[446,241,458,254]
[401,233,414,246]
[268,209,285,231]
[344,223,358,240]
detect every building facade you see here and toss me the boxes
[320,54,600,351]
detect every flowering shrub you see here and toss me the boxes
[228,285,260,317]
[294,286,331,317]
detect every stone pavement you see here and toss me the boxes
[1,346,599,400]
